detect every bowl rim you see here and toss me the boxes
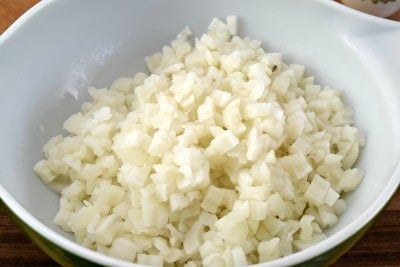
[0,0,399,266]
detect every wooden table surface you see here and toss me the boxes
[1,0,399,266]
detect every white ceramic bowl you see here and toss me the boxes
[1,0,399,266]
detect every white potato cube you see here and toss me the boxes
[258,237,280,262]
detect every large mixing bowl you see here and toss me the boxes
[1,0,399,266]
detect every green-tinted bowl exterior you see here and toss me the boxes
[1,201,99,267]
[1,200,383,267]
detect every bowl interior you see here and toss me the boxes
[1,0,400,265]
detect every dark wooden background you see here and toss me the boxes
[1,0,399,266]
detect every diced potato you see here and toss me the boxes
[205,130,239,156]
[223,98,246,135]
[53,208,73,231]
[34,15,364,266]
[63,113,88,135]
[249,200,268,221]
[153,236,170,255]
[293,233,326,251]
[148,130,176,157]
[70,205,100,235]
[333,199,347,215]
[337,168,363,192]
[170,192,190,212]
[264,217,285,236]
[137,254,163,267]
[246,127,264,162]
[197,97,215,122]
[258,237,280,262]
[117,164,151,189]
[324,188,340,206]
[92,182,125,214]
[318,204,338,227]
[266,193,287,219]
[164,248,185,263]
[226,15,238,35]
[304,175,330,206]
[141,197,169,228]
[79,163,102,181]
[232,246,247,266]
[218,220,249,245]
[271,70,291,96]
[201,185,224,213]
[243,103,271,119]
[299,215,315,241]
[220,50,242,73]
[33,160,58,184]
[108,237,138,262]
[207,20,230,43]
[342,142,360,169]
[183,221,203,255]
[210,89,232,108]
[279,152,312,180]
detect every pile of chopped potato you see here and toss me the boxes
[34,16,364,266]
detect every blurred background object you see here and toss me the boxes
[340,0,400,17]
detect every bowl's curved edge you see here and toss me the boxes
[294,224,370,267]
[250,163,400,266]
[293,202,391,267]
[0,0,48,42]
[0,185,394,267]
[0,185,136,267]
[0,200,100,267]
